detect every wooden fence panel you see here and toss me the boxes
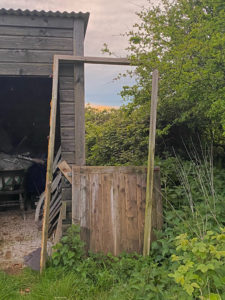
[72,166,162,255]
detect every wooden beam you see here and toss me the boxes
[0,35,73,51]
[58,160,72,184]
[0,26,73,38]
[40,55,59,273]
[0,49,72,63]
[0,62,52,76]
[0,15,74,28]
[56,55,130,66]
[73,19,85,165]
[143,69,159,256]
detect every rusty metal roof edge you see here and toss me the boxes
[0,8,90,20]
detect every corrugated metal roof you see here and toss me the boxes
[0,8,89,34]
[0,8,89,20]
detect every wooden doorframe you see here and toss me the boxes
[40,55,131,272]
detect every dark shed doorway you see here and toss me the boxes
[0,77,52,155]
[0,76,59,209]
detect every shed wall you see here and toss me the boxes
[0,14,75,76]
[0,12,87,230]
[60,18,85,229]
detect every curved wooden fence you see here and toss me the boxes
[72,166,162,255]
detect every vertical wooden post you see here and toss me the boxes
[73,19,85,165]
[143,69,159,256]
[40,56,59,273]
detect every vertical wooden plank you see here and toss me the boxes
[89,173,96,251]
[98,173,104,253]
[90,172,103,253]
[125,172,139,253]
[150,169,163,241]
[143,69,159,256]
[73,19,85,165]
[72,166,81,224]
[86,170,91,251]
[151,172,158,241]
[40,56,59,273]
[118,171,126,254]
[80,168,90,250]
[140,172,147,252]
[111,171,119,255]
[155,169,163,230]
[136,171,143,252]
[102,172,114,254]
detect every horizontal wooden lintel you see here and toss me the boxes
[55,55,130,66]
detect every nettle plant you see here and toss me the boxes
[51,225,85,269]
[169,228,225,299]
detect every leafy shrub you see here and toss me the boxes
[51,225,85,269]
[169,229,225,299]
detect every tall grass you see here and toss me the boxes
[172,143,223,237]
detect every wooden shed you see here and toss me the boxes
[0,10,163,258]
[0,8,89,229]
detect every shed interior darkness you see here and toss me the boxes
[0,76,61,207]
[0,77,52,156]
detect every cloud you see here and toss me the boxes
[0,0,149,55]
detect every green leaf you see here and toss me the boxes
[184,283,194,296]
[208,293,221,300]
[197,264,208,273]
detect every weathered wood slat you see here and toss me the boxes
[60,115,74,127]
[81,170,90,251]
[155,170,163,230]
[58,160,72,184]
[0,26,73,37]
[112,171,120,255]
[118,172,126,254]
[0,49,72,63]
[61,140,75,152]
[59,64,74,76]
[61,151,75,165]
[49,193,62,217]
[59,90,74,102]
[125,173,139,252]
[72,166,159,174]
[53,147,62,174]
[35,192,45,224]
[34,172,62,224]
[80,172,87,228]
[57,55,130,66]
[143,69,159,256]
[90,173,101,252]
[59,77,74,90]
[73,19,85,165]
[136,173,144,251]
[74,62,85,164]
[0,62,52,76]
[72,166,162,255]
[61,127,75,139]
[103,173,114,254]
[60,102,75,115]
[62,187,72,201]
[72,166,81,224]
[0,35,73,50]
[40,55,59,272]
[51,173,62,194]
[0,15,74,28]
[49,199,62,223]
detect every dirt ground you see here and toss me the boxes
[0,209,42,271]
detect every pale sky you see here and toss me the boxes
[0,0,153,105]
